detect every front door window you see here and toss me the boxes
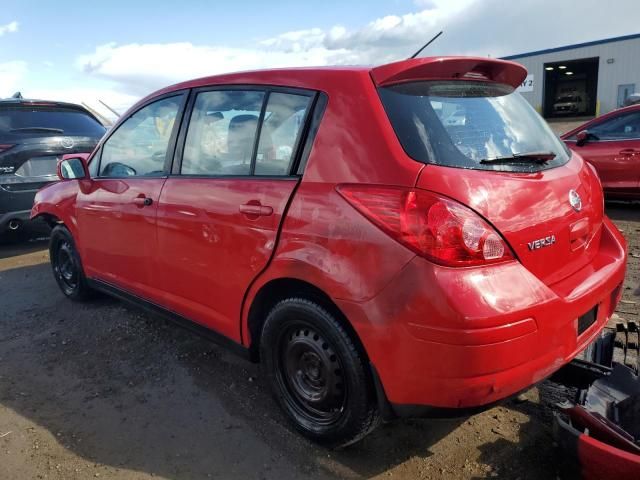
[100,96,182,177]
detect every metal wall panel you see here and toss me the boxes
[506,37,640,116]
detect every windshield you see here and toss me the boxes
[378,81,570,172]
[0,106,106,139]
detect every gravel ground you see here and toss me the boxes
[546,117,593,136]
[0,203,638,480]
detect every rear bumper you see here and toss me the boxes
[337,217,626,412]
[0,177,53,230]
[0,210,31,230]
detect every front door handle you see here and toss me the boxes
[133,196,153,207]
[619,149,639,157]
[239,203,273,217]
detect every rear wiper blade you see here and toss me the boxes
[9,127,64,133]
[480,151,556,165]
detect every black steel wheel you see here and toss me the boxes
[278,323,347,427]
[261,298,380,447]
[49,225,93,301]
[54,239,79,294]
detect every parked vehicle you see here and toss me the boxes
[32,56,626,446]
[624,93,640,107]
[0,95,105,236]
[553,93,586,115]
[562,104,640,199]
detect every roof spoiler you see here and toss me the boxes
[371,56,527,89]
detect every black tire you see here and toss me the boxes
[260,298,380,447]
[49,225,93,301]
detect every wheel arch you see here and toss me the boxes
[33,212,63,229]
[246,277,370,366]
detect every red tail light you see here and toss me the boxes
[0,144,15,154]
[337,185,514,267]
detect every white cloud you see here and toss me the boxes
[0,61,27,95]
[0,59,132,119]
[73,2,474,100]
[61,0,640,112]
[76,41,359,99]
[23,86,137,122]
[0,21,18,36]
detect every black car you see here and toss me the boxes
[0,94,106,236]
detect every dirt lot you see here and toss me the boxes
[0,204,638,480]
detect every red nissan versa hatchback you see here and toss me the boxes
[32,57,627,447]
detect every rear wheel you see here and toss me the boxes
[260,298,380,447]
[49,225,93,301]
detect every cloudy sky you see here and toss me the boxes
[1,0,638,119]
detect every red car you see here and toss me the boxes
[562,104,640,199]
[32,57,626,446]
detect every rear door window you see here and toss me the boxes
[181,90,264,176]
[0,106,105,139]
[378,81,571,172]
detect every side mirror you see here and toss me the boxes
[57,156,90,180]
[575,130,590,147]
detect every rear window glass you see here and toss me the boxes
[378,81,570,172]
[0,106,106,138]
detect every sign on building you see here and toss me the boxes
[517,74,534,93]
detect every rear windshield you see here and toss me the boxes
[0,106,106,139]
[378,81,570,172]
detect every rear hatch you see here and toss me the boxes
[375,59,604,286]
[416,156,603,286]
[0,103,105,188]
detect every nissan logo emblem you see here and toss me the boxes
[569,190,582,212]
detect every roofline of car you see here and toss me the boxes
[0,98,105,128]
[0,98,89,109]
[117,56,529,126]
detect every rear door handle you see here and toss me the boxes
[133,196,153,207]
[239,203,273,217]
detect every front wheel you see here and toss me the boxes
[260,298,380,447]
[49,225,93,301]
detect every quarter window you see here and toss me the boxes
[255,93,312,176]
[99,95,182,177]
[181,91,264,175]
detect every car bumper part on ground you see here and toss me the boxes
[555,413,640,480]
[338,217,627,412]
[553,350,640,480]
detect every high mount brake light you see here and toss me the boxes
[337,185,514,267]
[0,144,15,154]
